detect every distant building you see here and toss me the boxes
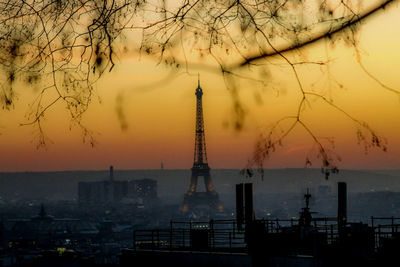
[78,180,128,204]
[6,205,99,250]
[78,166,158,207]
[127,179,158,204]
[3,206,129,265]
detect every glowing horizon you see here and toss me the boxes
[0,5,400,172]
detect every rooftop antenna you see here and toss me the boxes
[304,188,311,209]
[109,165,114,182]
[299,188,313,227]
[39,203,46,217]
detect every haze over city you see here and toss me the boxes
[1,1,400,266]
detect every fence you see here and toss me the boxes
[133,220,246,252]
[133,217,400,252]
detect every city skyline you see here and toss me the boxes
[1,2,400,265]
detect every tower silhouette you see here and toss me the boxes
[181,78,223,213]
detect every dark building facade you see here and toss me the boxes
[78,166,158,206]
[126,179,157,201]
[78,180,128,204]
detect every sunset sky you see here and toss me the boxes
[0,4,400,172]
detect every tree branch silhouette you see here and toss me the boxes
[0,0,397,175]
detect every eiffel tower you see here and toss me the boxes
[181,77,223,213]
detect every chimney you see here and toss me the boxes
[244,183,254,224]
[338,182,347,227]
[236,184,244,230]
[110,166,114,182]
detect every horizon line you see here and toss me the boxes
[1,167,399,174]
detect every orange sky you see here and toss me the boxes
[0,5,400,172]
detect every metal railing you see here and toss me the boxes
[133,220,246,252]
[370,216,400,248]
[133,217,400,253]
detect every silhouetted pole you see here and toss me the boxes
[236,184,244,231]
[110,165,114,182]
[338,182,347,239]
[244,183,254,224]
[109,165,114,203]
